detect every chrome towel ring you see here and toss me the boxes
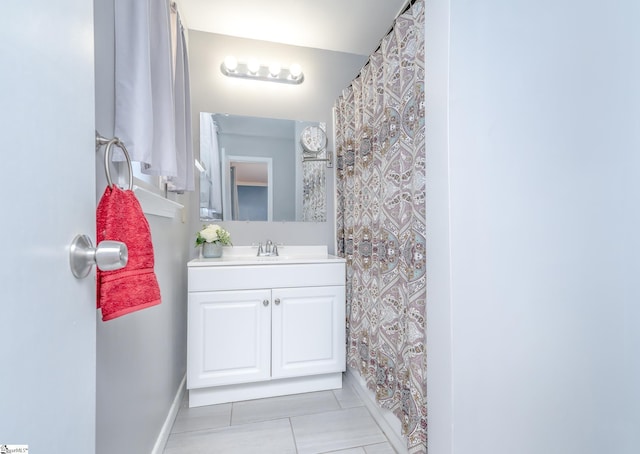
[96,131,133,190]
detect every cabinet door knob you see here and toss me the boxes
[263,299,269,307]
[274,298,281,305]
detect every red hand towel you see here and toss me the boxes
[96,185,161,321]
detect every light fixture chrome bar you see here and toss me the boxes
[220,61,304,85]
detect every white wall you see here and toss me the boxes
[94,1,191,452]
[426,1,640,453]
[424,0,453,452]
[188,30,368,253]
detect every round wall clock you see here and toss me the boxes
[300,125,327,155]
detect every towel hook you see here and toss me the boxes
[96,132,133,190]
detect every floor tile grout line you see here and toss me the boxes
[359,407,398,454]
[320,447,369,454]
[288,417,300,454]
[361,406,399,454]
[330,387,343,409]
[174,416,294,435]
[165,387,395,453]
[287,406,391,454]
[229,391,344,426]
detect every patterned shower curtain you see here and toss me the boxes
[334,1,426,452]
[302,158,327,222]
[302,123,328,222]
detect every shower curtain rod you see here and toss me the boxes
[399,0,417,16]
[348,0,418,84]
[372,0,418,54]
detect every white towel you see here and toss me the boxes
[200,114,223,214]
[114,0,177,177]
[167,8,194,192]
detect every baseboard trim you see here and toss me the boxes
[151,373,186,454]
[189,372,342,407]
[345,368,408,454]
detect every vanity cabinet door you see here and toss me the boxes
[188,289,272,389]
[271,286,346,379]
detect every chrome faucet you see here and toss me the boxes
[257,240,278,256]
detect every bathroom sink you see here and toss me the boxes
[189,245,345,267]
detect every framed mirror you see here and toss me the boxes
[198,112,329,222]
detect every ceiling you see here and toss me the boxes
[231,161,268,186]
[177,0,410,56]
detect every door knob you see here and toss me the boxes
[69,234,128,279]
[263,299,270,307]
[274,298,281,305]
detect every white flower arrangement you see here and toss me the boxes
[195,224,232,247]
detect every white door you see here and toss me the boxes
[188,289,272,388]
[0,1,96,452]
[272,286,346,378]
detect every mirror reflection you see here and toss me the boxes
[198,113,328,222]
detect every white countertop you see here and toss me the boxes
[188,245,346,267]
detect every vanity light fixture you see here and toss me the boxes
[223,55,238,72]
[247,58,260,74]
[220,56,304,85]
[289,63,302,79]
[268,62,281,77]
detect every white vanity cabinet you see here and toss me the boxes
[187,251,346,407]
[271,285,345,379]
[188,289,272,388]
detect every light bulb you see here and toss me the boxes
[269,62,281,77]
[247,58,260,74]
[223,55,237,72]
[289,63,302,79]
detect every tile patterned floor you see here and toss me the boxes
[163,380,397,454]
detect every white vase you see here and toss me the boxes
[202,242,223,258]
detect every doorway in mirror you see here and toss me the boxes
[198,112,328,222]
